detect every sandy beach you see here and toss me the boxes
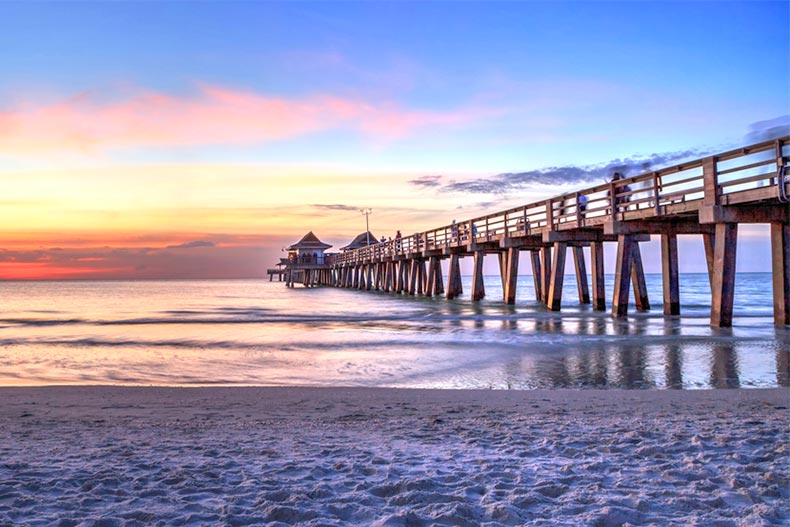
[0,387,787,526]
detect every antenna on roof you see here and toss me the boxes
[360,208,372,246]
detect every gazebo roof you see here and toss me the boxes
[287,231,332,251]
[340,231,378,251]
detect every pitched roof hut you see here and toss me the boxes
[287,231,332,252]
[286,231,333,266]
[340,231,378,252]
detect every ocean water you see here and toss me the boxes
[0,274,787,389]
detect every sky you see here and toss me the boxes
[0,1,788,279]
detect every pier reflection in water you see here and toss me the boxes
[468,296,785,390]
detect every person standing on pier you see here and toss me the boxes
[612,171,631,211]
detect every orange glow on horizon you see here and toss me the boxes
[0,262,130,280]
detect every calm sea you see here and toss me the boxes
[0,274,787,389]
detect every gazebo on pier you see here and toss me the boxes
[340,231,379,252]
[282,231,334,287]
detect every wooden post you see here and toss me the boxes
[710,223,738,327]
[426,256,436,297]
[453,257,463,298]
[433,258,445,295]
[547,242,567,311]
[409,259,418,295]
[446,253,463,299]
[471,251,485,301]
[383,262,392,292]
[530,251,542,302]
[590,241,606,311]
[396,261,405,293]
[504,247,519,305]
[417,260,426,295]
[545,199,555,231]
[540,246,552,305]
[630,242,650,312]
[661,233,680,315]
[702,156,719,207]
[771,222,790,326]
[446,253,459,299]
[612,235,635,317]
[500,250,509,301]
[393,261,399,292]
[702,232,715,293]
[572,246,590,304]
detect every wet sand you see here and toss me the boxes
[1,386,788,526]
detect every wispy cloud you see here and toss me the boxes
[744,115,790,144]
[165,240,216,249]
[442,148,710,195]
[311,204,359,212]
[408,175,443,188]
[0,84,486,153]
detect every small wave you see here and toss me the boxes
[0,336,454,352]
[0,306,777,329]
[0,318,87,327]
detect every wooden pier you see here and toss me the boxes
[267,268,286,281]
[300,138,790,327]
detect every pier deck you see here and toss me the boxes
[301,137,789,327]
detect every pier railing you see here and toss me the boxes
[335,137,789,266]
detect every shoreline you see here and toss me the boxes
[2,386,788,526]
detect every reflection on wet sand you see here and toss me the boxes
[492,313,785,390]
[663,320,683,389]
[710,334,741,388]
[612,318,652,388]
[777,343,790,387]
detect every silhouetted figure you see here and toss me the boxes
[612,171,631,210]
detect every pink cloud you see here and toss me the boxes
[0,85,484,152]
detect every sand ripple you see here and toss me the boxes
[0,387,787,526]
